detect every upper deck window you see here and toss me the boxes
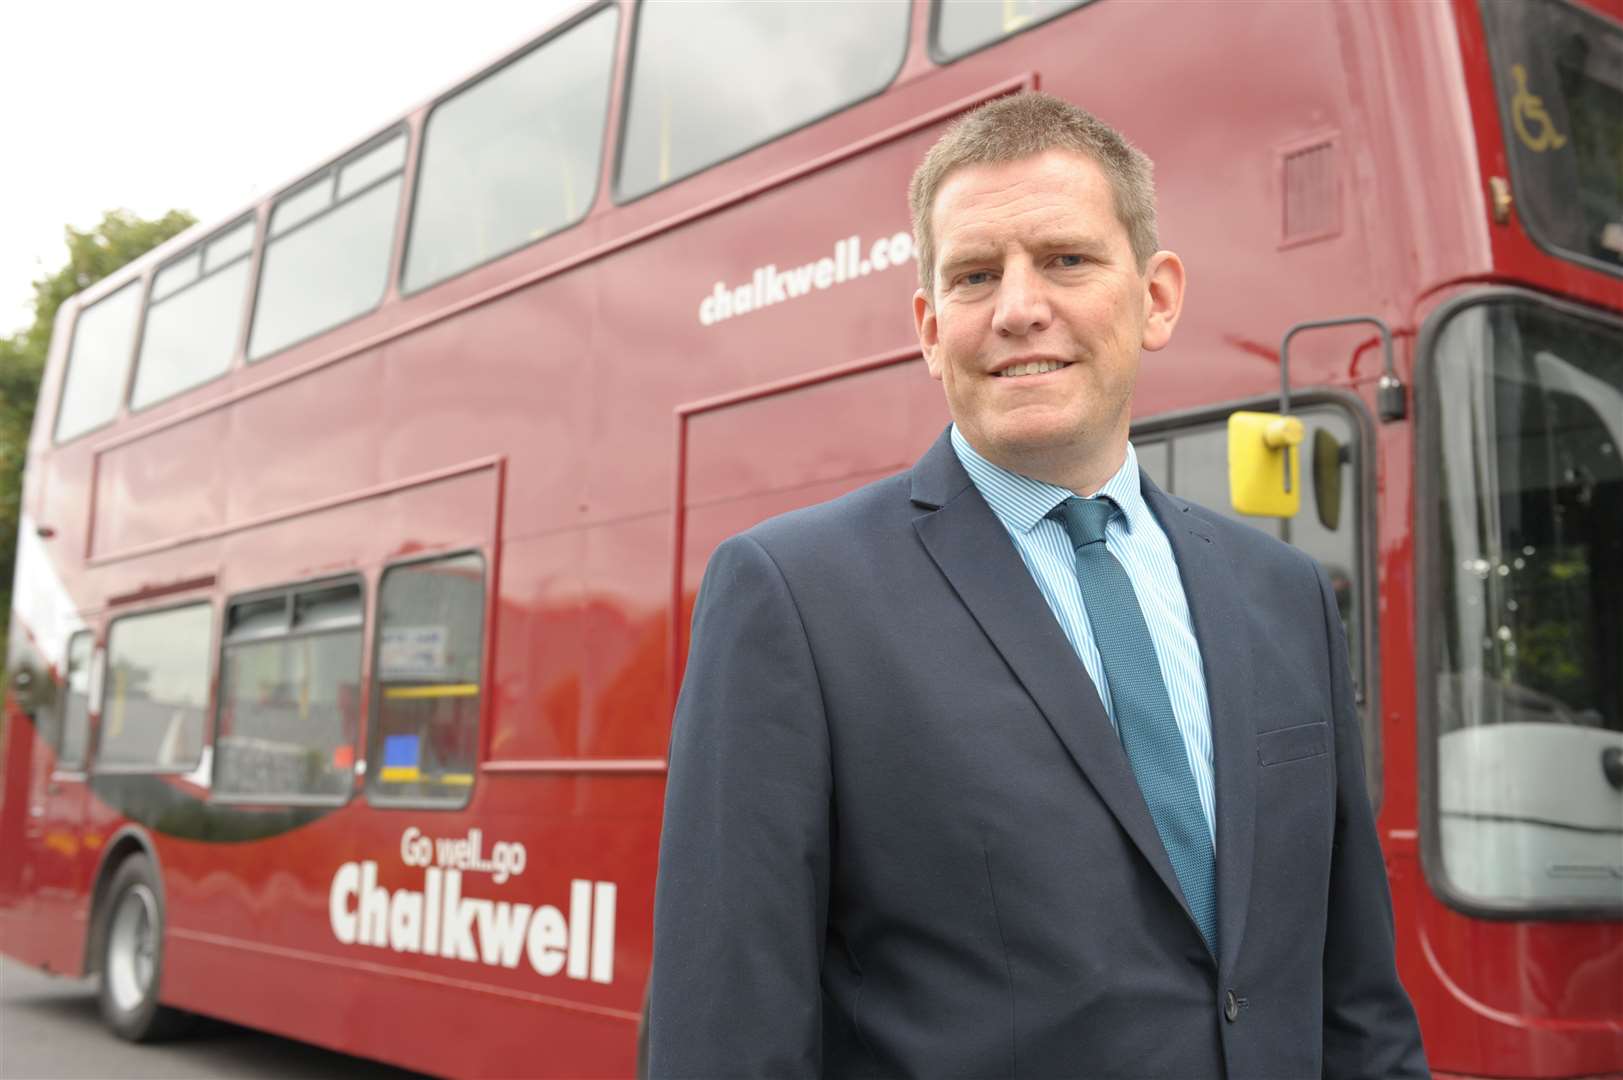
[1481,0,1623,276]
[131,218,256,410]
[933,0,1088,61]
[404,6,618,292]
[248,131,407,360]
[616,0,909,201]
[54,281,143,443]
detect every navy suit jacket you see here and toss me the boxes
[650,429,1427,1079]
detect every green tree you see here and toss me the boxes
[1,209,195,666]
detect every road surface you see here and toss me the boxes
[0,958,427,1079]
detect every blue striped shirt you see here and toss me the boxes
[951,426,1217,848]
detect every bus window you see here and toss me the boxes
[616,0,909,201]
[1479,0,1623,276]
[214,580,362,802]
[54,281,143,443]
[339,134,408,200]
[1135,407,1373,804]
[56,632,93,771]
[933,0,1090,62]
[1134,440,1168,490]
[248,131,407,360]
[1150,412,1362,681]
[404,6,618,293]
[98,604,213,772]
[1427,298,1622,912]
[131,218,255,410]
[367,554,485,807]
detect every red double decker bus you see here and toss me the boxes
[3,1,1619,1076]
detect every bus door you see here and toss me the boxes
[22,630,97,974]
[676,356,947,661]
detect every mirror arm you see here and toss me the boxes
[1278,316,1405,484]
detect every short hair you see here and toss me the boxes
[908,92,1158,298]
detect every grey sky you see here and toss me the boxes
[0,0,574,336]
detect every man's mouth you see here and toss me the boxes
[994,360,1072,378]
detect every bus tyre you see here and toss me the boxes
[96,856,193,1042]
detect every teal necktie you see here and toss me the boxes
[1054,496,1218,953]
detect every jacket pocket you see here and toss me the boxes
[1256,721,1329,766]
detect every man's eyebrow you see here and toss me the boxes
[938,235,1110,275]
[1035,234,1108,254]
[937,247,998,275]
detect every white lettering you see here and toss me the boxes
[591,881,617,985]
[329,844,614,983]
[358,861,390,947]
[329,862,359,944]
[870,236,890,272]
[526,904,569,976]
[567,879,592,980]
[424,866,442,952]
[478,901,533,968]
[698,229,913,326]
[439,869,480,961]
[389,889,424,953]
[491,842,526,885]
[401,827,431,867]
[785,264,815,297]
[764,265,787,305]
[888,231,913,266]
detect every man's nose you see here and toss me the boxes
[993,262,1051,337]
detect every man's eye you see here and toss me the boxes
[961,271,993,286]
[1054,254,1085,268]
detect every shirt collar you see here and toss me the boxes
[950,424,1150,537]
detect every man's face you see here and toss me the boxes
[914,150,1182,484]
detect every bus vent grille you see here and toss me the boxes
[1280,138,1340,246]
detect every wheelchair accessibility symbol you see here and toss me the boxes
[1511,64,1568,153]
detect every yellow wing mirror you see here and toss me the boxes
[1228,412,1303,518]
[1229,313,1397,520]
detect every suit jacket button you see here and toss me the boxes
[1224,989,1240,1022]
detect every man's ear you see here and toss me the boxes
[914,289,943,380]
[1141,251,1185,353]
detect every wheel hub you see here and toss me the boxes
[106,883,159,1013]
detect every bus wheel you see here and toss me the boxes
[97,856,193,1042]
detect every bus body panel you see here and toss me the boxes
[4,1,1620,1076]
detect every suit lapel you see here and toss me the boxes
[1143,481,1257,973]
[909,432,1194,924]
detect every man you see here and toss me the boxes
[649,92,1427,1079]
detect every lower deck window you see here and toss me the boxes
[215,582,363,801]
[99,604,212,770]
[368,554,485,806]
[57,632,93,770]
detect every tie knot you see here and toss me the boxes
[1054,496,1117,549]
